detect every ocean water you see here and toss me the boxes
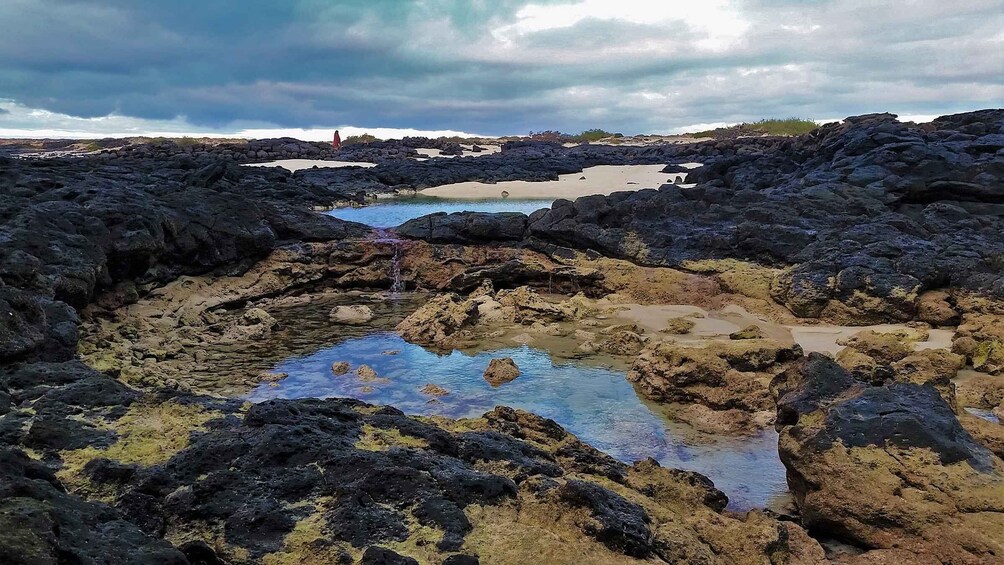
[326,197,551,228]
[248,331,789,510]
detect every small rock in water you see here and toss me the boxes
[329,305,374,325]
[356,364,379,381]
[730,325,765,340]
[420,383,449,397]
[484,358,520,387]
[258,371,287,383]
[662,317,695,335]
[382,350,400,355]
[331,361,351,375]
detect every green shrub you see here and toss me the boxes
[572,129,615,142]
[691,118,818,139]
[342,133,380,145]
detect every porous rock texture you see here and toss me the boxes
[773,354,1004,564]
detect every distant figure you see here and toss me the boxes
[332,130,341,150]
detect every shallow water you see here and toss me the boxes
[965,407,1001,424]
[326,197,551,228]
[248,331,789,511]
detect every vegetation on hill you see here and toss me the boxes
[527,129,623,143]
[690,118,819,139]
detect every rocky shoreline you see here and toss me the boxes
[2,110,1003,564]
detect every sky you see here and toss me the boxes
[0,0,1001,139]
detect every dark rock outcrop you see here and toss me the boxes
[398,111,1004,323]
[772,354,1004,563]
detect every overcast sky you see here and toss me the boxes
[0,0,1001,138]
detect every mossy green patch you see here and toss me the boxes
[263,498,360,565]
[355,423,430,451]
[57,400,217,496]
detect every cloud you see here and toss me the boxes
[0,0,1001,137]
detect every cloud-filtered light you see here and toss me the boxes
[0,0,1001,138]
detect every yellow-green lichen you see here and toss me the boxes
[57,400,217,496]
[355,424,429,451]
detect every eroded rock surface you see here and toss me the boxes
[773,354,1004,564]
[628,340,803,433]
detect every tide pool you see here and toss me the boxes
[326,197,550,228]
[248,331,789,510]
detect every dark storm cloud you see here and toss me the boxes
[0,0,1001,135]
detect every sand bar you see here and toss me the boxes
[420,164,682,200]
[243,159,377,172]
[415,145,501,159]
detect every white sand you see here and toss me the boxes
[243,159,377,172]
[786,324,955,355]
[415,145,501,159]
[420,164,680,200]
[614,302,956,355]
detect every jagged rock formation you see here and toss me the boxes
[2,110,1003,563]
[400,111,1004,324]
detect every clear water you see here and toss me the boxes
[326,197,552,228]
[965,406,1001,424]
[248,332,789,511]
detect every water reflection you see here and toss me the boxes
[249,331,789,510]
[326,197,551,228]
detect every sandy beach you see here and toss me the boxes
[415,144,502,159]
[243,159,377,172]
[420,164,686,199]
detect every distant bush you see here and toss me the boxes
[342,133,380,145]
[691,118,818,139]
[525,129,625,143]
[175,137,200,147]
[82,142,103,152]
[527,130,572,142]
[571,129,615,142]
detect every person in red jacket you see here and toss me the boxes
[332,130,342,149]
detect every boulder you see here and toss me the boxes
[729,325,764,340]
[484,358,521,387]
[628,340,802,432]
[953,314,1004,375]
[773,354,1004,564]
[395,293,479,347]
[661,317,695,335]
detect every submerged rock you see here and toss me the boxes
[329,304,374,325]
[331,361,351,375]
[420,383,449,397]
[483,358,521,387]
